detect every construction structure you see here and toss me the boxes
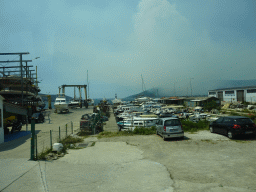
[0,52,43,142]
[59,84,88,108]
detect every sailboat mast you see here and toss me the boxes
[74,87,76,100]
[87,70,89,99]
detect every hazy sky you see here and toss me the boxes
[1,0,255,98]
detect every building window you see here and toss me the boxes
[225,91,234,95]
[247,89,256,93]
[209,92,216,95]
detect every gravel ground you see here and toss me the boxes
[97,131,256,191]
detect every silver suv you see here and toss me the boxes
[156,118,184,140]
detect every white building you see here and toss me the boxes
[0,96,4,144]
[208,86,256,103]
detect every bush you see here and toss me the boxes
[204,100,220,111]
[59,136,84,154]
[244,113,256,121]
[181,120,209,133]
[229,111,240,116]
[133,126,156,135]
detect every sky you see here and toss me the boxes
[0,0,255,99]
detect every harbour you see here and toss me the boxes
[1,1,256,191]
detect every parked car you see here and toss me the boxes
[156,117,184,141]
[209,116,256,139]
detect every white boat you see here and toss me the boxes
[87,98,94,106]
[120,117,158,131]
[54,94,69,113]
[68,87,80,108]
[68,100,80,108]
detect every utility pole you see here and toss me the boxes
[190,78,194,97]
[174,82,176,97]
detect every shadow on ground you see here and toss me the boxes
[0,130,40,152]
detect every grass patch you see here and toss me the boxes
[77,131,91,138]
[181,120,209,133]
[37,148,52,160]
[133,126,156,135]
[201,139,216,144]
[37,135,84,160]
[59,136,84,153]
[91,141,96,146]
[229,111,241,116]
[97,126,156,139]
[97,130,134,139]
[233,140,248,143]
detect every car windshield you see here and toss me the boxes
[164,119,181,126]
[234,118,254,124]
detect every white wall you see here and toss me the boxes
[223,91,237,103]
[245,92,256,103]
[0,97,4,144]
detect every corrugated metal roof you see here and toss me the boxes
[209,85,256,92]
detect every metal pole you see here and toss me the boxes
[20,54,24,106]
[50,130,52,150]
[26,115,28,131]
[30,119,35,160]
[71,121,73,134]
[190,78,194,97]
[66,124,67,137]
[35,135,38,160]
[59,126,61,142]
[190,78,192,96]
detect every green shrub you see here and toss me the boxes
[37,148,52,160]
[133,126,156,135]
[59,136,84,154]
[181,120,209,133]
[244,113,256,121]
[229,111,240,116]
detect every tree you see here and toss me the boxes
[204,100,220,111]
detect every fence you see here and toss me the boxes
[33,121,74,159]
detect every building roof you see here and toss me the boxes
[209,85,256,92]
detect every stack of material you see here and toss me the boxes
[222,103,231,109]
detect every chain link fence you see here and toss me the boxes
[34,121,74,158]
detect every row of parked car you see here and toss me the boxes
[158,115,256,141]
[118,115,256,141]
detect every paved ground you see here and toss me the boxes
[1,106,256,192]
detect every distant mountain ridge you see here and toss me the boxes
[214,79,256,89]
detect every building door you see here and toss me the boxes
[218,91,223,101]
[237,90,244,102]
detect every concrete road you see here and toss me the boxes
[1,106,256,192]
[98,134,256,192]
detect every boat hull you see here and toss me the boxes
[54,103,69,112]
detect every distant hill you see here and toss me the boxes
[123,79,256,99]
[39,94,73,102]
[214,79,256,89]
[123,88,159,100]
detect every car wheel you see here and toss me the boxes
[163,135,166,141]
[209,126,214,133]
[227,131,234,139]
[156,130,158,135]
